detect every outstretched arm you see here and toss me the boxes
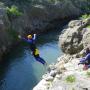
[33,34,36,40]
[18,35,29,42]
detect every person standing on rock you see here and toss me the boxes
[78,48,90,70]
[18,34,47,66]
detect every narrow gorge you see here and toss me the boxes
[0,0,90,90]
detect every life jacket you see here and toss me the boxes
[34,49,39,55]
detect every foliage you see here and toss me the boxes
[65,75,76,83]
[86,25,90,28]
[86,71,90,77]
[80,14,90,19]
[6,5,22,19]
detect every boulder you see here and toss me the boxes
[45,76,54,81]
[59,18,90,54]
[42,73,54,81]
[50,70,57,77]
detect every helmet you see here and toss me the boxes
[27,34,32,39]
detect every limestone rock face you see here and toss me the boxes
[12,0,89,33]
[59,18,90,54]
[59,21,83,54]
[49,58,90,90]
[1,0,90,33]
[82,28,90,48]
[0,4,12,59]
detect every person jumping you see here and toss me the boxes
[18,34,47,65]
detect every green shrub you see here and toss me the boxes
[6,5,22,18]
[65,75,76,83]
[86,71,90,77]
[80,14,90,19]
[86,25,90,28]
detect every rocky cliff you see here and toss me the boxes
[1,0,90,33]
[0,3,13,60]
[33,17,90,90]
[59,17,90,54]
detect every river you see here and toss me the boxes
[0,20,69,90]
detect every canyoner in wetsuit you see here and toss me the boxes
[78,48,90,70]
[18,34,47,65]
